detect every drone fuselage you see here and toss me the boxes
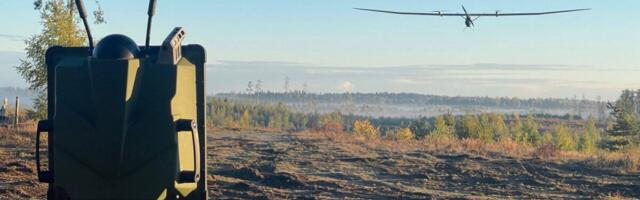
[465,16,473,27]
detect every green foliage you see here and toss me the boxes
[490,114,509,140]
[578,117,600,153]
[17,0,103,119]
[207,98,341,132]
[464,113,510,143]
[208,97,609,155]
[541,131,554,145]
[605,89,640,150]
[477,114,494,143]
[524,113,541,145]
[460,114,480,139]
[510,114,527,143]
[409,117,430,138]
[217,92,603,112]
[552,123,575,151]
[445,112,456,133]
[430,116,454,138]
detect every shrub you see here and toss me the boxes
[391,128,415,141]
[353,120,380,139]
[321,122,343,133]
[552,123,576,151]
[240,110,251,128]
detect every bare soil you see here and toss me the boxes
[2,129,639,199]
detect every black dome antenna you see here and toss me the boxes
[74,0,94,55]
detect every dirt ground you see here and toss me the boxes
[2,129,639,199]
[207,131,640,199]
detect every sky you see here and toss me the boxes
[0,0,638,101]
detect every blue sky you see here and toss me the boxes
[0,0,638,100]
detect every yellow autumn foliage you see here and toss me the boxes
[392,128,415,141]
[353,120,380,139]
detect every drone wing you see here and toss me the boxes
[354,8,466,16]
[354,8,590,17]
[472,9,591,16]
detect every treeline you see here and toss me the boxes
[206,97,602,153]
[207,98,342,132]
[216,92,604,110]
[208,88,640,153]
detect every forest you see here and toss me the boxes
[216,91,608,119]
[207,89,640,153]
[217,91,604,110]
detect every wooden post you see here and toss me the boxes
[14,96,19,126]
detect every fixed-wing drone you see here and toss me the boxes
[355,5,590,28]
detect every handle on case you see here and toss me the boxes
[36,120,52,183]
[175,119,200,183]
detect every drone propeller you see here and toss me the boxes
[461,5,470,17]
[495,10,502,17]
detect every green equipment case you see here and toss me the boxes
[36,41,208,199]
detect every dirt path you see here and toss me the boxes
[208,131,640,199]
[1,130,639,199]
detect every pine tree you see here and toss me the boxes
[490,114,509,140]
[553,123,575,151]
[445,112,457,134]
[578,116,599,153]
[605,90,640,150]
[478,114,494,143]
[524,113,541,145]
[410,117,431,138]
[461,114,479,139]
[431,116,454,138]
[541,131,554,145]
[510,114,527,143]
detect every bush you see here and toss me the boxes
[390,128,415,141]
[321,122,343,133]
[353,120,380,139]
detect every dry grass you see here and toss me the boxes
[586,148,640,172]
[209,126,285,134]
[604,192,632,200]
[303,131,536,157]
[0,125,36,148]
[303,130,640,172]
